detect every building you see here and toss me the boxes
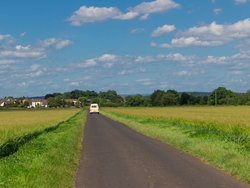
[0,99,4,107]
[28,99,48,108]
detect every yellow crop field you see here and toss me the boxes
[104,106,250,129]
[0,109,80,145]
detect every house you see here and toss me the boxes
[28,99,48,108]
[0,99,4,107]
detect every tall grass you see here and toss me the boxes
[102,107,250,183]
[0,110,86,188]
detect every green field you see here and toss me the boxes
[102,107,250,183]
[0,109,80,145]
[0,109,85,188]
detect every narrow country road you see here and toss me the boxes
[75,113,248,188]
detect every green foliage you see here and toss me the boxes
[210,87,238,105]
[125,94,151,106]
[48,96,66,108]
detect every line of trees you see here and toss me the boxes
[2,87,249,108]
[126,87,250,106]
[45,90,124,107]
[44,87,250,107]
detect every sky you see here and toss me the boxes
[0,0,250,97]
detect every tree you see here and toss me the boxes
[209,87,237,105]
[162,90,179,106]
[180,93,191,105]
[151,90,165,106]
[126,94,144,106]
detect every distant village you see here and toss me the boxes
[0,97,79,108]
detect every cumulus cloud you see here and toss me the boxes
[76,54,118,69]
[68,6,122,25]
[98,54,117,62]
[152,24,176,37]
[40,38,72,49]
[156,18,250,48]
[68,0,180,25]
[0,48,45,58]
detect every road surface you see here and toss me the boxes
[75,113,248,188]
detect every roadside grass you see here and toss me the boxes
[102,107,250,183]
[0,110,86,188]
[0,109,80,145]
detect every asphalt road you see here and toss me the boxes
[75,113,248,188]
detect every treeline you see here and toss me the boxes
[45,90,124,107]
[45,87,250,107]
[126,87,250,106]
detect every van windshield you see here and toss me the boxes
[91,105,97,108]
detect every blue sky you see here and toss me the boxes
[0,0,250,97]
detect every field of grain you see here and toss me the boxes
[0,109,80,145]
[104,106,250,129]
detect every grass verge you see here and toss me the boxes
[0,110,86,188]
[102,110,250,184]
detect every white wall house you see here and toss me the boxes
[0,102,4,107]
[28,99,48,108]
[31,101,42,108]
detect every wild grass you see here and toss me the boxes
[0,109,80,145]
[0,110,86,188]
[102,107,250,183]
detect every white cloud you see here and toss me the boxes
[76,54,118,69]
[150,42,157,47]
[131,0,180,15]
[15,45,31,50]
[0,49,45,58]
[78,59,97,68]
[19,32,26,37]
[213,8,222,15]
[68,6,122,25]
[234,0,248,4]
[134,56,156,63]
[0,34,12,41]
[174,71,192,77]
[152,24,176,37]
[115,11,138,20]
[68,0,180,25]
[40,38,72,49]
[137,78,154,86]
[130,28,145,34]
[98,54,117,62]
[157,18,250,48]
[0,59,19,65]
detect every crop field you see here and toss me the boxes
[102,106,250,183]
[0,109,85,187]
[0,109,80,145]
[103,106,250,129]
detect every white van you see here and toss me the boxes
[89,103,99,114]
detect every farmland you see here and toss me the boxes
[0,109,85,187]
[102,106,250,183]
[0,109,80,145]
